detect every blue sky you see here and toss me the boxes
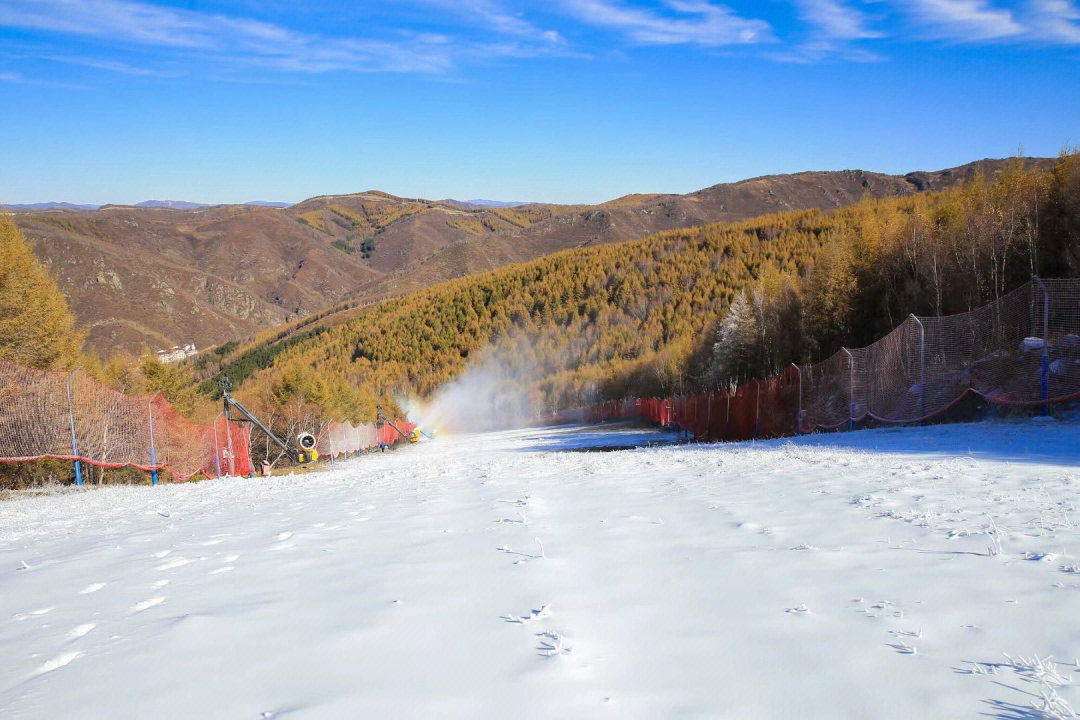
[1,0,1078,205]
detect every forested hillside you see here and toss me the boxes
[226,155,1078,427]
[13,158,1042,355]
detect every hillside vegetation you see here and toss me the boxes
[0,215,82,370]
[13,159,1041,355]
[228,155,1078,426]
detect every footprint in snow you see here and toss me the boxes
[785,605,810,615]
[69,623,95,639]
[130,597,165,613]
[31,651,82,677]
[79,583,105,594]
[156,557,190,571]
[15,607,53,620]
[502,604,552,624]
[536,631,571,657]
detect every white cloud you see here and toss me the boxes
[1026,0,1080,43]
[795,0,883,39]
[45,55,166,76]
[902,0,1025,40]
[416,0,566,44]
[0,0,569,74]
[0,70,21,81]
[561,0,773,46]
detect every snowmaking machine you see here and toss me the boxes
[376,405,420,443]
[219,377,319,465]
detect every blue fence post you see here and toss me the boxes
[65,372,82,486]
[147,398,158,486]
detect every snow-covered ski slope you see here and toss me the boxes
[3,420,1080,719]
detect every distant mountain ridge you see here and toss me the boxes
[3,200,292,211]
[11,157,1053,355]
[3,202,101,211]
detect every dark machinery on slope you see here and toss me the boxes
[376,405,420,443]
[219,377,318,464]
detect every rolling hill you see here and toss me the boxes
[11,158,1052,356]
[213,154,1076,426]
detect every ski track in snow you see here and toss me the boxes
[1,420,1080,718]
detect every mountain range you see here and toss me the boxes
[8,157,1051,356]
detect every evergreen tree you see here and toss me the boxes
[0,216,82,370]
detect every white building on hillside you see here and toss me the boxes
[156,343,197,364]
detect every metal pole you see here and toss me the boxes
[1035,276,1049,415]
[147,398,158,486]
[65,372,82,486]
[791,363,802,435]
[842,348,855,432]
[725,390,731,441]
[225,417,236,476]
[754,380,760,441]
[910,314,926,419]
[706,393,712,442]
[212,414,222,478]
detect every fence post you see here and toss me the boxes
[147,398,158,486]
[725,390,730,441]
[791,363,802,435]
[225,417,236,476]
[1035,276,1049,416]
[842,348,855,432]
[65,371,82,486]
[754,380,760,441]
[706,393,713,442]
[910,314,926,419]
[212,415,222,478]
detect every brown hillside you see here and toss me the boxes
[12,157,1052,355]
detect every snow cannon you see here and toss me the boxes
[409,428,421,443]
[219,376,319,466]
[296,432,319,464]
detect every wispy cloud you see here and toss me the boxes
[0,0,568,74]
[901,0,1025,40]
[44,55,167,76]
[560,0,773,46]
[795,0,883,39]
[417,0,567,44]
[772,0,885,62]
[1026,0,1080,43]
[0,0,1077,81]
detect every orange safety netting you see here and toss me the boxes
[0,362,253,481]
[578,278,1080,442]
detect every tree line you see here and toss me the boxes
[1,153,1077,485]
[233,154,1078,422]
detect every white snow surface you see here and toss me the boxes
[3,420,1080,719]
